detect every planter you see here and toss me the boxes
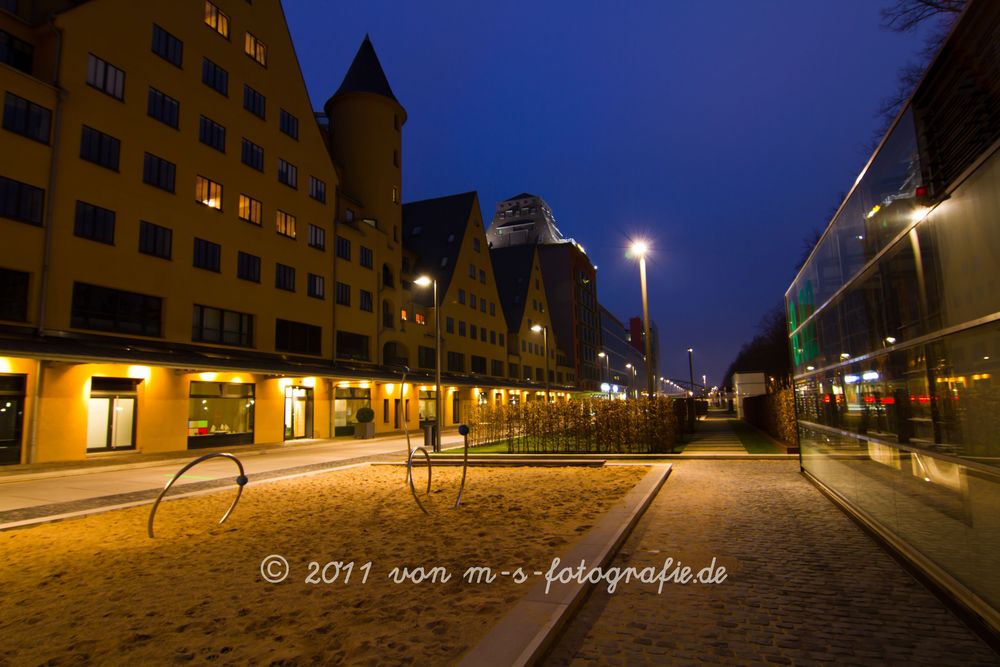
[354,422,375,439]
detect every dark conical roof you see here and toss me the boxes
[332,35,398,102]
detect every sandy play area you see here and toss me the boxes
[0,463,647,665]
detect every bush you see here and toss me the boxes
[355,407,375,423]
[742,388,796,445]
[468,397,680,454]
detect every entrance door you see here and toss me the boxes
[393,398,400,429]
[86,396,136,450]
[0,375,26,465]
[284,386,313,439]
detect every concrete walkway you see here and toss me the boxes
[681,414,748,455]
[544,460,998,665]
[0,431,465,524]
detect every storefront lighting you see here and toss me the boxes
[862,371,880,381]
[844,375,860,384]
[385,383,395,396]
[128,365,151,380]
[0,358,10,373]
[302,377,316,388]
[199,372,218,381]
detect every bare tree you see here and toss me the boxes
[879,0,965,33]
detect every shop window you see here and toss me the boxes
[188,381,254,448]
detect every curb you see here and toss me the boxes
[457,463,673,667]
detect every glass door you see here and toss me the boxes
[284,386,313,439]
[0,375,26,465]
[87,377,138,451]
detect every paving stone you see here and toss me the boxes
[542,459,998,666]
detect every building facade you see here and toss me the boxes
[786,0,1000,630]
[0,0,579,466]
[597,305,646,399]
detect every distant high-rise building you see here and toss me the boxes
[628,316,659,383]
[484,193,600,391]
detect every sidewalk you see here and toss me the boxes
[680,413,748,455]
[0,430,465,525]
[544,460,998,665]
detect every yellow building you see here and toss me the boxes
[0,0,580,466]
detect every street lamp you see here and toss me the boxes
[625,362,637,399]
[702,374,707,397]
[414,275,441,452]
[531,324,550,403]
[687,347,695,395]
[630,240,655,399]
[597,350,611,386]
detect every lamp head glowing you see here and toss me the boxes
[630,240,648,257]
[687,347,693,353]
[598,351,606,358]
[531,324,543,333]
[414,276,432,287]
[625,363,632,369]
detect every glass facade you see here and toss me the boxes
[788,108,1000,620]
[334,387,370,436]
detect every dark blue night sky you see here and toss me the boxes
[283,0,933,387]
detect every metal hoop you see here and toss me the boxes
[407,446,432,515]
[454,424,470,510]
[147,452,248,538]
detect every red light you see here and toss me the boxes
[823,395,830,403]
[881,396,895,405]
[915,185,928,198]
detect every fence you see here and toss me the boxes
[468,397,681,454]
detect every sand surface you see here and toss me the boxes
[0,464,646,665]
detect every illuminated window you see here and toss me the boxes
[415,313,426,325]
[195,175,222,210]
[204,1,229,38]
[276,209,296,238]
[400,309,408,321]
[238,194,261,225]
[244,32,267,66]
[392,186,398,203]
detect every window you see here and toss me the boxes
[490,330,496,344]
[458,321,466,337]
[458,289,465,305]
[275,263,295,291]
[192,304,253,347]
[447,351,464,372]
[138,221,172,259]
[360,289,372,312]
[418,346,435,369]
[336,331,368,361]
[204,1,229,38]
[79,125,120,170]
[392,186,399,203]
[73,201,115,244]
[243,85,265,118]
[470,294,477,309]
[0,175,44,225]
[241,138,264,170]
[473,237,481,252]
[280,109,299,139]
[238,194,261,225]
[275,319,321,356]
[499,333,505,346]
[360,246,373,269]
[276,210,296,238]
[202,58,228,95]
[277,159,297,188]
[71,282,161,336]
[237,251,260,282]
[469,263,475,278]
[470,324,477,339]
[0,29,33,74]
[147,87,179,128]
[198,116,226,152]
[195,175,222,210]
[3,92,51,143]
[307,224,325,250]
[509,363,518,378]
[86,54,124,100]
[446,317,454,334]
[491,360,504,377]
[151,24,182,67]
[336,235,351,260]
[307,274,325,299]
[480,328,486,342]
[308,176,326,202]
[479,269,486,284]
[143,153,176,192]
[471,355,486,374]
[522,340,526,352]
[480,299,486,313]
[490,302,496,316]
[0,268,29,322]
[193,237,221,271]
[335,281,350,305]
[244,32,267,66]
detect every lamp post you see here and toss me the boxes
[531,324,550,403]
[598,351,611,385]
[687,347,695,395]
[414,276,441,452]
[630,240,655,399]
[625,362,636,399]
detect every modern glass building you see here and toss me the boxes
[787,0,1000,631]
